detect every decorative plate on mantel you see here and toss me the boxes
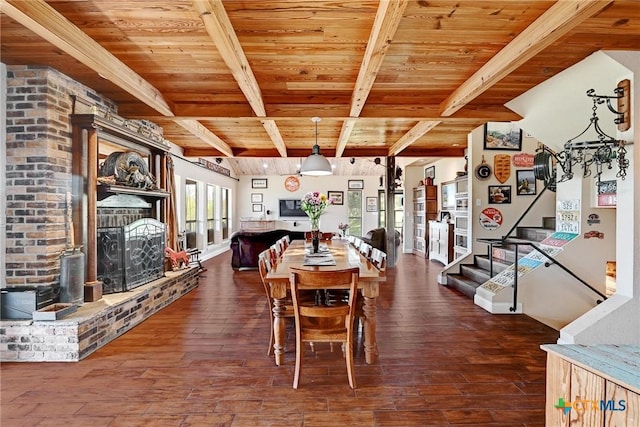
[284,175,300,192]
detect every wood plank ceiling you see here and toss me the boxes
[1,0,639,176]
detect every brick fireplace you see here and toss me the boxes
[2,65,195,361]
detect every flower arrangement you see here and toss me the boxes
[338,222,350,238]
[300,191,331,230]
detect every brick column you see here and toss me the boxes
[4,66,116,289]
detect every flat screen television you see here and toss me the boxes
[279,199,306,217]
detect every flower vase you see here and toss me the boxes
[311,230,320,253]
[310,217,320,253]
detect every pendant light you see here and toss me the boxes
[299,117,332,176]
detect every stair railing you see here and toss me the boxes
[476,180,607,312]
[476,180,554,277]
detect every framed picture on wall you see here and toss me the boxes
[251,193,263,203]
[488,185,512,204]
[366,197,378,212]
[251,178,268,189]
[516,170,536,195]
[425,166,435,180]
[327,191,344,205]
[252,204,263,212]
[484,122,522,151]
[348,179,364,190]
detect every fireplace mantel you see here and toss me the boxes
[71,114,171,302]
[97,183,170,201]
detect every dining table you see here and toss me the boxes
[265,239,386,366]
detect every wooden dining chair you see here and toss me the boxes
[258,250,315,357]
[359,241,372,259]
[270,243,282,259]
[281,235,290,249]
[289,267,359,389]
[258,250,290,356]
[369,247,387,271]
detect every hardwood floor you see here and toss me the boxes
[1,251,558,426]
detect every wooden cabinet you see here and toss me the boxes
[428,221,453,265]
[542,344,639,427]
[413,185,437,257]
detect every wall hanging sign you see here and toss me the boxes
[512,153,534,168]
[474,156,492,180]
[556,199,581,235]
[597,180,617,207]
[587,213,600,225]
[284,175,300,192]
[252,178,268,189]
[198,158,231,177]
[479,207,503,231]
[493,154,511,183]
[584,230,604,239]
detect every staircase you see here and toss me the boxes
[446,217,556,298]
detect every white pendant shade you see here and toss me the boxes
[300,150,332,176]
[300,117,333,176]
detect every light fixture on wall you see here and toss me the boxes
[299,117,332,176]
[534,85,631,186]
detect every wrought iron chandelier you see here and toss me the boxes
[534,85,631,187]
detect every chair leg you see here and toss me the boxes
[293,335,302,389]
[345,338,356,389]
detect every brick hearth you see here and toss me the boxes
[1,267,199,362]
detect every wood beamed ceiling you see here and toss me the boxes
[1,0,639,175]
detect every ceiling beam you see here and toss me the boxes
[2,0,235,157]
[439,0,613,116]
[335,0,409,157]
[336,119,357,158]
[149,104,521,122]
[174,120,234,158]
[260,120,288,158]
[1,0,174,116]
[349,0,409,118]
[388,121,442,156]
[193,0,288,157]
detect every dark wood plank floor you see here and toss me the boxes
[1,251,558,427]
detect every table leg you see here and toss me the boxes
[362,295,378,364]
[272,297,286,366]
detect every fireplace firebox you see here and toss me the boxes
[98,218,166,294]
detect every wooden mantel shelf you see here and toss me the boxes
[97,184,170,201]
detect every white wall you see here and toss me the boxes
[559,51,639,344]
[1,63,7,287]
[508,51,639,343]
[469,126,556,255]
[236,174,383,237]
[170,149,239,261]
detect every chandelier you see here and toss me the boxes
[535,85,631,187]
